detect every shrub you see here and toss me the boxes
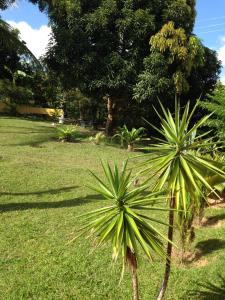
[89,132,106,145]
[113,125,146,151]
[57,126,78,142]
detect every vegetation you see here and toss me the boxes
[57,125,79,142]
[1,1,225,300]
[141,101,225,300]
[14,0,219,133]
[199,84,225,140]
[113,125,146,151]
[1,117,225,299]
[78,161,168,300]
[89,132,106,145]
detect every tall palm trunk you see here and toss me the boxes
[105,96,114,136]
[126,247,139,300]
[157,197,175,300]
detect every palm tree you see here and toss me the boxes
[141,101,225,300]
[0,18,42,69]
[77,160,171,300]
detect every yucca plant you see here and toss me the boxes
[77,161,171,300]
[113,125,146,151]
[141,101,225,300]
[57,125,78,142]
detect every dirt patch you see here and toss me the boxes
[172,248,203,266]
[207,195,225,209]
[193,258,208,268]
[201,217,225,228]
[173,249,209,268]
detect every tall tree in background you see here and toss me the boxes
[134,1,220,114]
[2,0,220,129]
[23,0,216,135]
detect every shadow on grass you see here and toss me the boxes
[0,186,78,196]
[195,239,225,256]
[202,213,225,227]
[0,194,101,212]
[190,274,225,300]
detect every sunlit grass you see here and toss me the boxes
[0,116,225,299]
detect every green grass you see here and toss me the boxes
[0,116,225,299]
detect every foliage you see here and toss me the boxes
[29,0,213,130]
[142,100,225,299]
[57,125,78,142]
[143,100,225,214]
[113,125,145,151]
[1,117,225,299]
[199,84,225,140]
[149,21,204,95]
[78,160,168,263]
[0,79,33,105]
[0,19,41,69]
[2,100,18,115]
[89,132,106,145]
[77,160,169,298]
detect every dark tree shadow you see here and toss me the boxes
[0,186,78,196]
[189,274,225,300]
[0,194,101,212]
[195,239,225,256]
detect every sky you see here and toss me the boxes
[1,0,225,82]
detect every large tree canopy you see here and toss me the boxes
[1,0,221,131]
[28,0,197,96]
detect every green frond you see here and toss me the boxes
[77,160,170,275]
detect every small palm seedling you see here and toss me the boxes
[113,125,146,151]
[141,101,225,300]
[89,132,106,145]
[57,125,78,142]
[77,161,171,300]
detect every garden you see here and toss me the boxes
[1,1,225,300]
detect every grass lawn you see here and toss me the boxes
[0,116,225,299]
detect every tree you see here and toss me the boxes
[27,0,203,135]
[199,84,225,140]
[142,101,225,300]
[77,160,170,300]
[0,19,41,68]
[134,15,220,114]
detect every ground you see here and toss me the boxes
[0,116,225,300]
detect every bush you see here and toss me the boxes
[89,132,106,145]
[57,126,78,142]
[3,101,18,116]
[113,125,146,151]
[0,79,33,105]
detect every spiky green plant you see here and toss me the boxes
[141,101,225,300]
[77,161,171,300]
[113,125,146,151]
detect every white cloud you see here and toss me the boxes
[7,20,52,58]
[218,44,225,66]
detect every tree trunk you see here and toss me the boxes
[105,96,114,136]
[126,247,139,300]
[157,197,175,300]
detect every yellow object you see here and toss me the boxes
[0,103,63,116]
